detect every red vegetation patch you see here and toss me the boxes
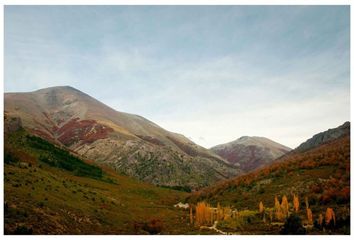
[136,135,165,146]
[57,118,113,146]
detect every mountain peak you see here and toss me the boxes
[33,85,85,95]
[210,136,291,172]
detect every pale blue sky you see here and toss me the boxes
[4,6,350,148]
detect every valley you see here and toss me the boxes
[4,87,351,235]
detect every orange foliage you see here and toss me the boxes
[189,205,193,224]
[223,206,232,221]
[194,201,236,226]
[318,213,324,226]
[306,208,313,225]
[325,208,336,226]
[216,202,223,221]
[274,196,283,221]
[195,201,214,226]
[259,201,264,214]
[281,195,289,217]
[293,194,300,212]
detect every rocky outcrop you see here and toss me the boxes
[295,121,350,152]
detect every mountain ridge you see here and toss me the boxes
[295,121,350,152]
[4,86,239,188]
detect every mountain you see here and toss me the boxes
[4,86,239,189]
[187,123,350,234]
[210,136,291,172]
[295,121,350,152]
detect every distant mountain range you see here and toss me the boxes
[210,136,291,172]
[4,86,239,188]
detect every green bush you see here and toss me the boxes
[4,152,19,164]
[13,226,33,235]
[280,214,306,235]
[27,135,102,179]
[159,185,192,192]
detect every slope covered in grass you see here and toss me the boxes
[4,129,197,234]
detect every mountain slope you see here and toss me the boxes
[210,136,291,172]
[4,86,239,188]
[295,121,350,152]
[4,127,199,234]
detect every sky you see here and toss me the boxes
[4,6,350,149]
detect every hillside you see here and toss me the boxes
[4,126,202,234]
[4,86,239,188]
[210,136,291,172]
[187,125,350,234]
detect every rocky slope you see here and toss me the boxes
[4,86,239,188]
[210,136,291,172]
[295,121,350,152]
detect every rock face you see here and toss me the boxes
[4,86,239,188]
[295,121,350,152]
[210,136,291,172]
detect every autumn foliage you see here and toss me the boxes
[281,195,289,217]
[318,213,324,226]
[325,208,336,226]
[293,194,300,212]
[274,196,283,221]
[306,208,313,225]
[194,201,237,226]
[195,202,213,226]
[259,201,264,214]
